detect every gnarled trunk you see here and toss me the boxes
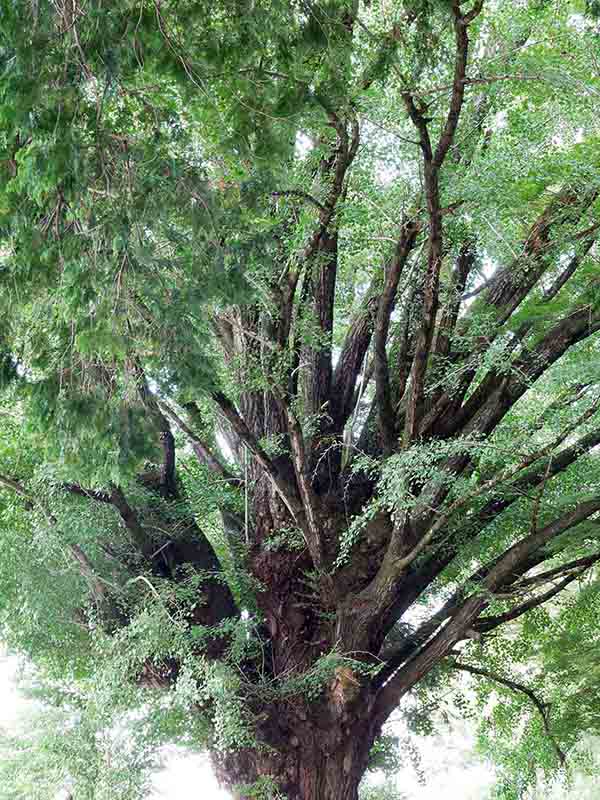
[203,480,387,800]
[211,705,376,800]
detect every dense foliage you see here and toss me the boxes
[2,0,600,798]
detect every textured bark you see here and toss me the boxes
[211,700,375,800]
[206,491,385,799]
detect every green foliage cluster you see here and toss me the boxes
[0,666,160,800]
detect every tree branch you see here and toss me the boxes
[449,659,566,766]
[330,294,379,429]
[70,543,110,609]
[427,191,599,436]
[129,359,177,497]
[382,545,600,687]
[62,480,161,561]
[284,402,332,589]
[211,391,303,519]
[301,115,360,432]
[374,542,563,690]
[109,486,155,557]
[357,401,598,639]
[62,484,113,503]
[431,243,476,363]
[272,189,327,214]
[433,2,483,169]
[454,305,600,440]
[513,552,600,589]
[543,234,597,301]
[367,399,600,654]
[0,474,113,608]
[0,473,33,507]
[480,189,597,326]
[374,219,421,453]
[402,3,477,444]
[474,567,591,633]
[372,496,600,723]
[159,401,242,489]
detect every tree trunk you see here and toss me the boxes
[211,708,375,800]
[203,432,386,800]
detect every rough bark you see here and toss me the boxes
[211,697,376,800]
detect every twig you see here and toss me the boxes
[272,190,326,214]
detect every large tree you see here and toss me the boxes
[2,1,600,798]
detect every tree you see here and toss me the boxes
[1,0,600,797]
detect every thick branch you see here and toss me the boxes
[390,424,600,618]
[374,220,420,453]
[382,546,600,687]
[301,116,360,429]
[303,231,338,423]
[431,243,475,362]
[62,484,113,503]
[285,404,331,587]
[211,391,303,518]
[0,473,33,507]
[514,552,600,589]
[468,424,600,532]
[109,486,155,557]
[402,4,478,444]
[130,359,177,497]
[355,402,596,642]
[365,404,600,658]
[373,496,600,723]
[272,189,327,213]
[474,567,590,633]
[70,543,110,608]
[331,218,423,436]
[544,236,597,301]
[434,298,600,445]
[63,482,156,560]
[330,294,378,429]
[0,474,111,608]
[477,189,597,326]
[426,192,599,435]
[433,2,483,170]
[374,543,559,690]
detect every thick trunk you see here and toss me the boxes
[211,711,374,800]
[204,453,382,800]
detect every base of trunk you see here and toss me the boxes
[211,715,373,800]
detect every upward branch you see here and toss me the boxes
[374,219,420,453]
[403,2,482,444]
[374,496,600,722]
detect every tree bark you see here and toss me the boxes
[211,703,375,800]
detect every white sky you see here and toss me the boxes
[0,656,30,728]
[153,753,229,799]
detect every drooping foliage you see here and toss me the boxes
[2,1,600,798]
[0,665,160,800]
